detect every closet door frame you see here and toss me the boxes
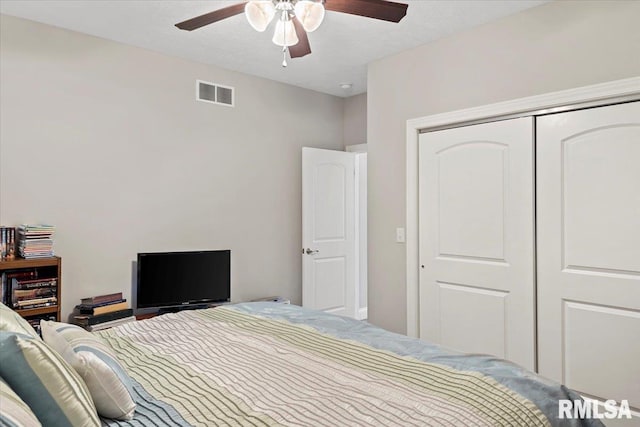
[405,77,640,339]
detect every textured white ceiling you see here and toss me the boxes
[0,0,547,97]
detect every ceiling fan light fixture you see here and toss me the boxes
[272,17,299,47]
[177,0,408,65]
[245,1,276,32]
[294,0,325,32]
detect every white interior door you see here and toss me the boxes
[418,117,535,370]
[302,147,357,318]
[537,101,640,419]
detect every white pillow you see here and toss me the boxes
[0,302,39,338]
[40,320,136,420]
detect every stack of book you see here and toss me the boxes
[0,226,17,260]
[8,273,58,310]
[17,224,55,259]
[72,292,134,331]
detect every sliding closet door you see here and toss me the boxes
[537,102,640,414]
[418,117,535,370]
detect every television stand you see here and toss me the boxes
[136,301,232,320]
[158,305,208,314]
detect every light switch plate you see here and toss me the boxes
[396,227,406,243]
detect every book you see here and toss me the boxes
[15,296,57,307]
[76,300,128,315]
[7,227,16,259]
[0,227,16,260]
[0,227,6,259]
[18,303,57,310]
[17,225,55,259]
[16,300,58,309]
[80,292,123,305]
[10,278,57,307]
[0,273,5,305]
[6,270,37,281]
[76,298,126,310]
[19,224,55,233]
[11,277,57,290]
[13,287,57,301]
[73,308,134,326]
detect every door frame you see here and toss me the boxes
[347,144,369,319]
[405,77,640,338]
[354,152,368,320]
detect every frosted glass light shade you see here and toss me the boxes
[272,19,299,47]
[245,1,276,32]
[294,0,325,32]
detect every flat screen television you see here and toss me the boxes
[136,250,230,310]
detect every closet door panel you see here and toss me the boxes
[564,302,640,404]
[419,117,535,370]
[563,126,639,272]
[537,101,640,412]
[438,282,507,357]
[437,143,506,259]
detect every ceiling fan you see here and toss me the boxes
[176,0,409,66]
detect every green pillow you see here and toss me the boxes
[0,331,100,427]
[0,377,42,427]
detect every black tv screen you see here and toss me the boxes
[137,250,230,309]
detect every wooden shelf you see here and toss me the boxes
[1,256,62,323]
[15,305,59,317]
[0,256,61,271]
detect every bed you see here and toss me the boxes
[0,302,603,426]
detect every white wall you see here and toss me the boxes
[0,15,345,320]
[367,0,640,334]
[343,93,367,146]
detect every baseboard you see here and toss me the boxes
[357,307,368,320]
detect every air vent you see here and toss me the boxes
[196,80,234,107]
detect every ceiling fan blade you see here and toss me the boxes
[176,2,247,31]
[324,0,408,23]
[289,18,312,58]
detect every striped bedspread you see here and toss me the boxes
[97,303,599,427]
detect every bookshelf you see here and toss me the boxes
[0,256,61,323]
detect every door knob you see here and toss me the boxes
[305,248,319,255]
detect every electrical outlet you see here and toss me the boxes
[396,227,406,243]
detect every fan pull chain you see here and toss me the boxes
[282,15,288,67]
